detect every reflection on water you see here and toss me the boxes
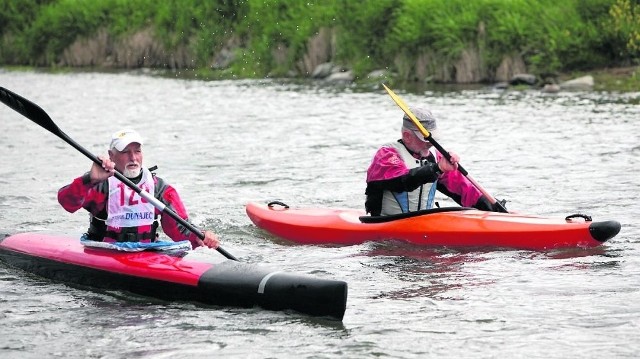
[363,243,491,300]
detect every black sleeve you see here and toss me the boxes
[473,195,494,211]
[368,162,441,193]
[365,163,441,215]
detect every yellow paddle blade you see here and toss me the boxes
[382,83,431,138]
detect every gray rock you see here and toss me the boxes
[366,69,388,79]
[311,62,334,79]
[560,75,594,90]
[542,84,561,93]
[509,73,537,86]
[325,70,354,82]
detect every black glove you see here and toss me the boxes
[492,198,508,213]
[474,195,508,213]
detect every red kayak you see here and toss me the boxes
[0,232,347,320]
[246,201,621,250]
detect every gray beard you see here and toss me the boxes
[123,167,141,178]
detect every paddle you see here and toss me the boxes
[382,84,508,213]
[0,86,238,260]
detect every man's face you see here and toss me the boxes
[109,142,143,178]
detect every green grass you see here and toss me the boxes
[0,0,638,82]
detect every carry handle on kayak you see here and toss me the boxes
[382,84,508,213]
[0,86,237,261]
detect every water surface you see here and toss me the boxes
[0,70,639,358]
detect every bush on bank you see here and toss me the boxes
[0,0,638,83]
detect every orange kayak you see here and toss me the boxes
[246,202,621,250]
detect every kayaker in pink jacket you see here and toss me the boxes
[365,107,507,216]
[58,129,220,249]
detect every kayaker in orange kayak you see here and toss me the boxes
[365,107,507,216]
[57,129,220,249]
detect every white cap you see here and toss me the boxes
[109,129,144,151]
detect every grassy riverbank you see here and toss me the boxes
[1,0,638,89]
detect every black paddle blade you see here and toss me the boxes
[0,87,61,136]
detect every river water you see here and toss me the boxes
[0,70,639,358]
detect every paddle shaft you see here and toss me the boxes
[0,87,237,260]
[382,84,507,212]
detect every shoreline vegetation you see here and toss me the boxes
[1,0,638,92]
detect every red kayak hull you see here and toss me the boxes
[0,233,348,319]
[0,232,211,285]
[245,202,621,250]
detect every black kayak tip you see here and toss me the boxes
[589,220,621,242]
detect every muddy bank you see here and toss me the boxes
[54,27,533,82]
[29,27,640,92]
